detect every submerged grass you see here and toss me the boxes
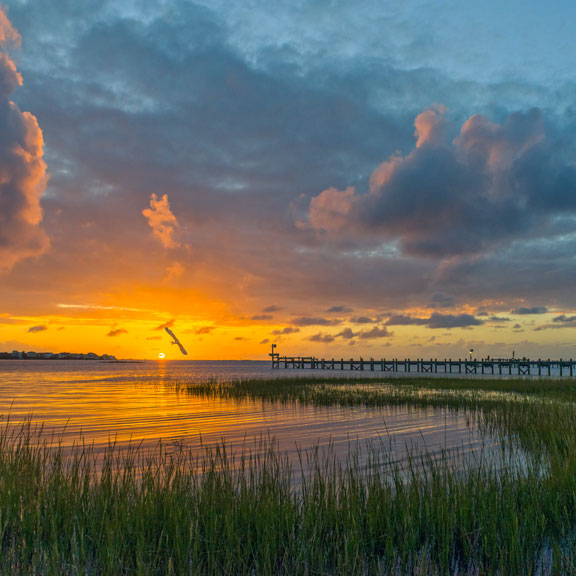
[2,377,576,574]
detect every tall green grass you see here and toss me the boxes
[2,378,576,574]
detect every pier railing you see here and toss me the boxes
[270,355,576,377]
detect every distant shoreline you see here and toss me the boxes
[0,351,117,361]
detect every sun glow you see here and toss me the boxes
[158,352,165,359]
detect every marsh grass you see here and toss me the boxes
[2,378,576,574]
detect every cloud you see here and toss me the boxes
[154,319,175,331]
[385,312,483,329]
[271,327,300,335]
[308,186,355,232]
[326,305,353,313]
[534,314,576,331]
[349,316,379,324]
[27,324,47,333]
[386,314,428,326]
[142,193,180,248]
[356,326,393,339]
[57,304,151,313]
[308,332,335,343]
[262,305,283,313]
[164,261,184,280]
[334,326,393,340]
[337,328,356,339]
[427,313,483,329]
[429,292,455,308]
[0,8,49,272]
[292,316,342,327]
[0,10,20,49]
[107,328,128,337]
[190,326,216,335]
[554,315,576,323]
[511,306,548,315]
[304,107,576,259]
[251,314,273,321]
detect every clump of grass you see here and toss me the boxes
[2,391,576,575]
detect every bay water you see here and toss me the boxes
[0,359,519,477]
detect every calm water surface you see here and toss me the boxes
[0,359,518,474]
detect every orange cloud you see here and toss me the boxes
[414,105,448,148]
[154,319,175,331]
[0,9,20,49]
[308,186,355,232]
[142,193,180,248]
[107,328,128,337]
[164,261,184,280]
[0,8,49,272]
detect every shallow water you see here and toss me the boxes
[0,359,522,476]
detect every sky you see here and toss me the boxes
[2,0,576,360]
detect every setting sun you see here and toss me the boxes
[158,352,165,359]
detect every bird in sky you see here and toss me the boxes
[165,327,188,356]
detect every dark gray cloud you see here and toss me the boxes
[337,328,355,339]
[251,314,273,321]
[554,315,576,323]
[427,313,483,329]
[386,314,428,326]
[262,306,282,313]
[27,324,47,333]
[349,316,378,324]
[511,306,548,315]
[292,317,342,327]
[386,312,483,329]
[308,332,335,343]
[335,326,393,340]
[271,327,300,335]
[356,326,393,339]
[325,305,353,314]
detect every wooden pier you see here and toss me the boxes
[270,354,576,377]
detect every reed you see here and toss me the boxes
[1,377,576,574]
